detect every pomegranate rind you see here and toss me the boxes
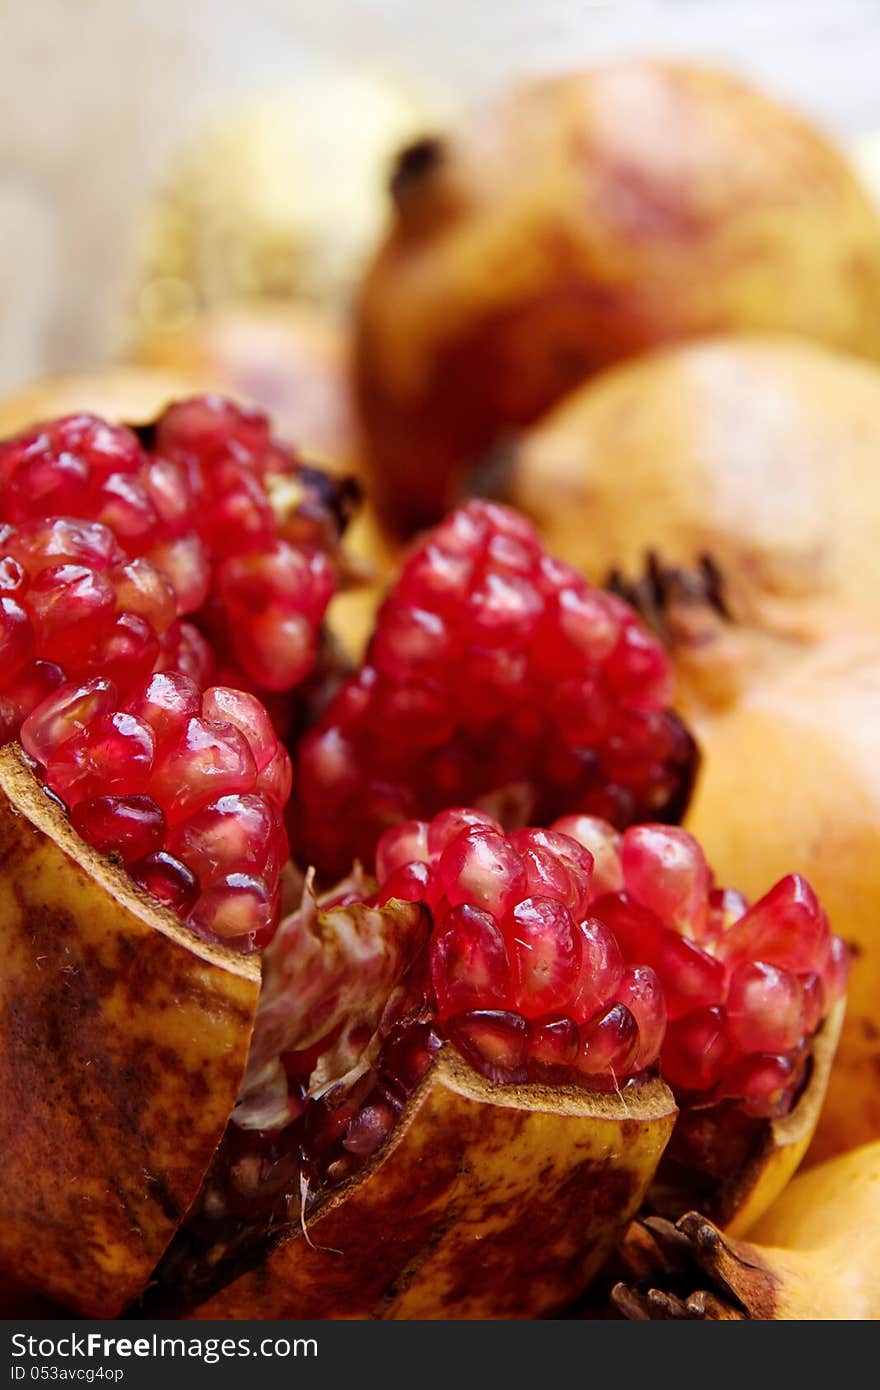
[189,1048,676,1319]
[0,744,260,1317]
[650,996,844,1236]
[615,1137,880,1319]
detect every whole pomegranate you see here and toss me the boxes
[505,337,880,630]
[131,307,358,476]
[356,62,880,531]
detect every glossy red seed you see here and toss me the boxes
[716,874,830,974]
[148,716,257,822]
[188,873,274,948]
[509,826,594,919]
[551,815,623,898]
[661,1007,730,1092]
[20,677,118,766]
[821,935,851,1004]
[431,904,511,1017]
[427,807,502,861]
[0,597,33,682]
[374,860,433,907]
[615,966,666,1069]
[621,825,711,940]
[168,793,285,886]
[375,819,430,880]
[726,960,805,1054]
[46,711,155,804]
[201,686,278,773]
[653,929,726,1020]
[577,1003,639,1078]
[71,794,166,864]
[443,1010,528,1084]
[505,896,580,1018]
[131,850,199,915]
[718,1053,802,1119]
[527,1015,580,1074]
[437,826,527,921]
[569,917,624,1024]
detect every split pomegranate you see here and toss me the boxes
[169,805,843,1299]
[291,499,697,880]
[0,396,359,948]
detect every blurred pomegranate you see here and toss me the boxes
[132,307,357,473]
[506,337,880,630]
[356,62,880,532]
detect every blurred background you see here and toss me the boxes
[2,0,880,396]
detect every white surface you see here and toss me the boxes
[2,0,880,392]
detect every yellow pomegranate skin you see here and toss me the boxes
[187,1053,677,1320]
[507,336,880,629]
[356,63,880,531]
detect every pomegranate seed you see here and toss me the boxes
[427,806,502,860]
[725,961,806,1054]
[716,874,830,974]
[431,904,512,1017]
[188,873,274,949]
[661,1007,731,1092]
[505,896,580,1018]
[131,850,199,915]
[569,917,624,1024]
[376,819,431,880]
[577,1003,639,1079]
[527,1015,580,1074]
[437,826,527,921]
[126,671,201,743]
[615,966,666,1069]
[168,793,285,886]
[551,814,623,897]
[148,716,257,822]
[621,825,711,940]
[71,794,166,864]
[342,1098,398,1157]
[45,711,155,804]
[719,1053,803,1119]
[821,935,851,1004]
[375,860,433,906]
[0,596,33,682]
[20,678,117,766]
[201,687,278,774]
[509,826,594,919]
[444,1010,528,1084]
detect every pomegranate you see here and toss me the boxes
[614,1139,880,1320]
[355,64,880,532]
[0,395,350,1314]
[152,808,842,1317]
[131,308,357,475]
[504,337,880,631]
[291,499,697,881]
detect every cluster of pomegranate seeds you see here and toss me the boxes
[0,518,291,950]
[372,808,665,1091]
[0,396,352,701]
[291,500,696,880]
[367,811,848,1117]
[19,669,290,950]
